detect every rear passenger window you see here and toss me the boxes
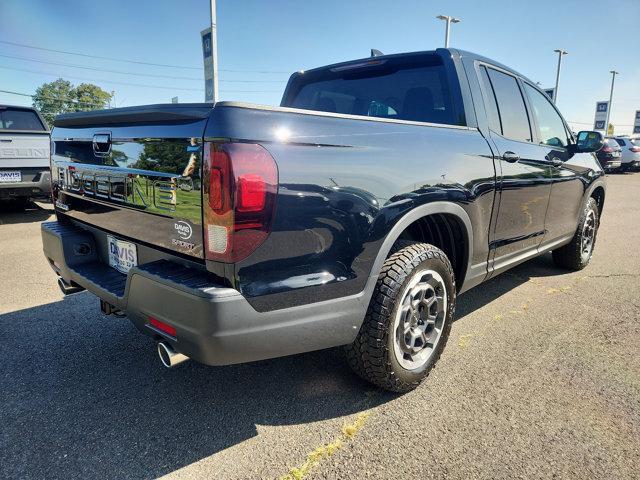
[484,67,532,142]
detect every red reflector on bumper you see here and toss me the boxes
[149,317,176,337]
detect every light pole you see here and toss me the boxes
[436,15,461,48]
[209,0,219,102]
[605,70,619,135]
[553,49,567,104]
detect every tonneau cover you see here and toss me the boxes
[54,103,214,128]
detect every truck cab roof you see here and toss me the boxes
[289,48,534,89]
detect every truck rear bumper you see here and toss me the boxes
[0,170,51,199]
[41,220,365,366]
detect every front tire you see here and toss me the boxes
[345,243,456,393]
[552,197,599,270]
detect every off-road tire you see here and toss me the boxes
[345,242,456,393]
[552,197,599,270]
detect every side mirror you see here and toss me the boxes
[574,131,604,153]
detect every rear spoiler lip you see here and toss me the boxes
[53,103,214,128]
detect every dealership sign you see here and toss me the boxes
[634,110,640,135]
[201,27,214,103]
[593,101,609,133]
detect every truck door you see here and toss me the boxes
[519,81,587,245]
[477,65,552,275]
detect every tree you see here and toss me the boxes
[32,79,113,126]
[74,83,112,113]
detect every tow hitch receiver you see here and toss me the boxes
[100,299,125,317]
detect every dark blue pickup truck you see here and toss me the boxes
[42,48,606,392]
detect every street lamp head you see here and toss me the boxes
[610,70,619,75]
[436,14,462,48]
[554,49,568,55]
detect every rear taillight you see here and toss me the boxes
[203,142,278,262]
[630,146,640,153]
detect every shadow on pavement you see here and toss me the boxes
[456,252,564,319]
[0,200,53,225]
[0,253,568,479]
[0,293,392,479]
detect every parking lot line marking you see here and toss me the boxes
[458,334,473,348]
[279,412,371,480]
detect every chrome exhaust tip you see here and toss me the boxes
[157,341,189,368]
[57,277,84,295]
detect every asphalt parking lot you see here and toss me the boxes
[1,173,639,480]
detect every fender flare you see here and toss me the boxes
[584,178,606,212]
[359,201,474,308]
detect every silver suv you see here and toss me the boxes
[610,136,640,171]
[0,105,51,206]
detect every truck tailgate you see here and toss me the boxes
[50,104,212,259]
[0,132,50,168]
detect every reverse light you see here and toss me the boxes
[149,317,177,337]
[203,142,278,262]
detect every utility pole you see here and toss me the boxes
[605,70,619,134]
[553,49,567,104]
[209,0,219,102]
[436,15,461,48]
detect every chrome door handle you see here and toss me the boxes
[549,157,563,167]
[502,151,520,163]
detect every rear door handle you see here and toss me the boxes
[502,151,520,163]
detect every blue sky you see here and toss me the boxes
[1,0,638,134]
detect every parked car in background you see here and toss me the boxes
[42,48,606,392]
[0,105,51,207]
[610,136,640,171]
[597,137,623,173]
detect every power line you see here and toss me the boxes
[0,64,204,92]
[0,86,282,108]
[568,120,635,127]
[0,52,289,82]
[0,39,201,70]
[0,88,107,107]
[0,39,292,74]
[0,53,202,81]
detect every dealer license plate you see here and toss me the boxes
[0,171,21,183]
[107,235,138,274]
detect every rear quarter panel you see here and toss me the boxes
[206,105,496,311]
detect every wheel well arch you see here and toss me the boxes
[366,202,473,296]
[590,185,605,216]
[395,213,469,291]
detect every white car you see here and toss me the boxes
[610,136,640,171]
[0,105,51,206]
